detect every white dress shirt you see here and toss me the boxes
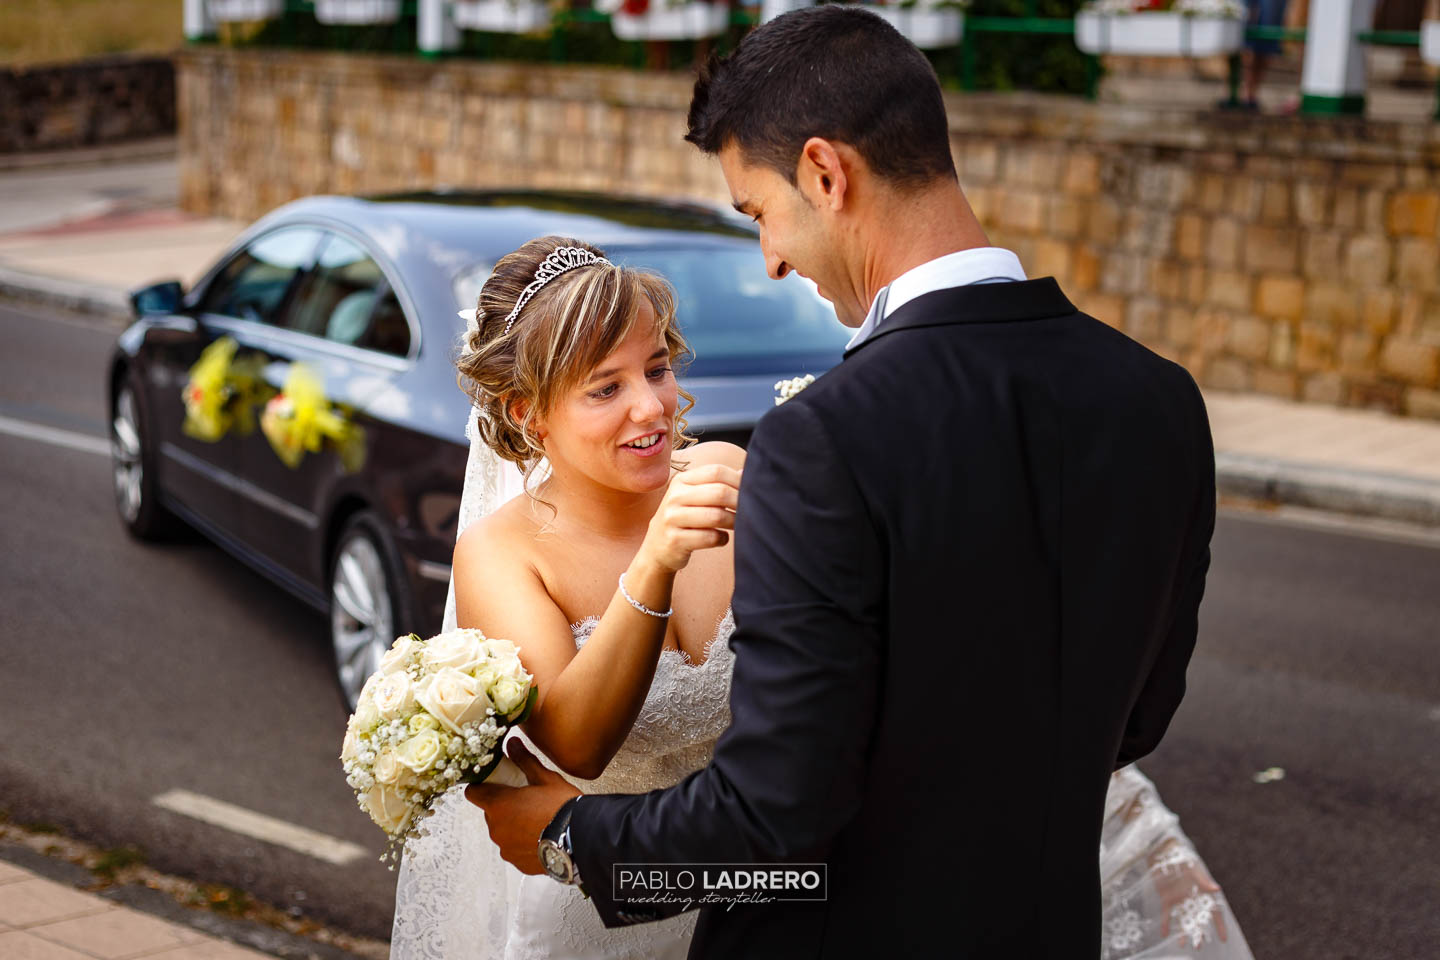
[845,247,1027,352]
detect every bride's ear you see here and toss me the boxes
[507,396,546,444]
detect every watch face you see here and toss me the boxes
[540,842,570,882]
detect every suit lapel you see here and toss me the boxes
[843,277,1077,359]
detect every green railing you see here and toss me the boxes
[956,15,1100,98]
[200,6,1440,120]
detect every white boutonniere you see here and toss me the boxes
[774,374,815,405]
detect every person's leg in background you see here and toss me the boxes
[1242,0,1289,109]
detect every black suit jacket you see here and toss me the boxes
[569,278,1215,958]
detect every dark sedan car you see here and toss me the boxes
[109,191,849,707]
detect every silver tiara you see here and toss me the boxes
[500,246,613,336]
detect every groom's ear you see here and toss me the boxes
[796,137,849,213]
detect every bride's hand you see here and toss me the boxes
[638,463,742,573]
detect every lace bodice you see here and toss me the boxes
[558,610,735,796]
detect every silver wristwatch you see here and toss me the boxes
[538,797,583,887]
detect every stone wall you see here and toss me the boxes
[177,48,1440,419]
[1,56,176,153]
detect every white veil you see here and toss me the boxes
[389,315,537,960]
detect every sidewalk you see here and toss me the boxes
[1,168,1438,528]
[0,859,270,960]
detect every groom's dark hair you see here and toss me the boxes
[685,5,956,188]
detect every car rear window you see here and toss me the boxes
[614,247,851,376]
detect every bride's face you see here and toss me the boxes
[538,298,677,494]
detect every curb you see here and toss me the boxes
[1216,452,1440,528]
[0,137,177,173]
[0,263,130,321]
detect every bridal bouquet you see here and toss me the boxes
[341,629,538,865]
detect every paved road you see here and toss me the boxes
[1,299,1437,955]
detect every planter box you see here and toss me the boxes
[314,0,402,23]
[611,2,730,41]
[453,0,553,32]
[1074,11,1245,57]
[1423,20,1440,67]
[867,7,964,49]
[208,0,285,21]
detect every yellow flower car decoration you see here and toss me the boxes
[181,337,272,443]
[260,363,366,473]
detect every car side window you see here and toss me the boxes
[363,288,412,358]
[199,227,322,325]
[287,233,411,358]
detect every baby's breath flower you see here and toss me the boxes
[774,374,815,405]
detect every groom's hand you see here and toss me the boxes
[465,739,581,876]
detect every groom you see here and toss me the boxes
[468,7,1215,957]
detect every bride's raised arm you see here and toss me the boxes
[453,461,739,781]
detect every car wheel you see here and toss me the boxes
[112,373,180,541]
[330,511,412,711]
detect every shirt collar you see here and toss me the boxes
[845,247,1027,352]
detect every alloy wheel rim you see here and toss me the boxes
[112,389,143,524]
[331,534,394,710]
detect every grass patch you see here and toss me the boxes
[191,883,255,916]
[0,0,182,67]
[91,845,146,881]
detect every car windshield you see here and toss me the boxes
[452,245,852,377]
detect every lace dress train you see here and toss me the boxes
[1100,766,1254,959]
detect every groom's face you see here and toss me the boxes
[719,143,858,327]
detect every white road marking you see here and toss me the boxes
[0,412,110,457]
[152,789,369,866]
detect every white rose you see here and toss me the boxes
[379,635,420,675]
[495,655,529,683]
[395,729,444,774]
[352,684,381,732]
[340,727,359,762]
[362,783,412,834]
[373,748,404,784]
[480,637,519,660]
[414,668,493,735]
[373,673,416,720]
[471,661,499,691]
[408,713,440,735]
[422,631,486,673]
[489,676,528,718]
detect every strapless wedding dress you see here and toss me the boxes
[392,609,1250,960]
[390,610,736,960]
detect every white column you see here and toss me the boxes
[419,0,460,55]
[1299,0,1376,114]
[760,0,813,25]
[183,0,214,39]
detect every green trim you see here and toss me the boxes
[1245,25,1306,42]
[1299,93,1366,116]
[966,16,1075,35]
[1356,30,1421,46]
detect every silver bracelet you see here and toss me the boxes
[617,572,673,619]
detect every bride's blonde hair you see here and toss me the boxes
[455,236,696,492]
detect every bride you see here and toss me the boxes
[390,235,1254,960]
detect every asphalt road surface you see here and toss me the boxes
[1,299,1436,956]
